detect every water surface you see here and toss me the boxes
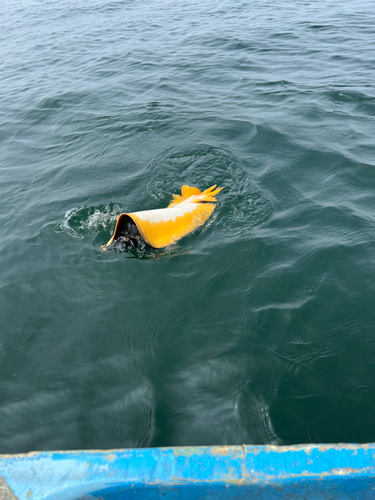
[1,0,375,452]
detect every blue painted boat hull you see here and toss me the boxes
[1,444,375,500]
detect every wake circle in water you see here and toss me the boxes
[56,145,272,253]
[144,144,273,236]
[54,203,122,238]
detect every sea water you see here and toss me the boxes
[1,0,375,452]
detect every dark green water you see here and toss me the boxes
[1,0,375,453]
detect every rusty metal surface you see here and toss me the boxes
[1,444,375,499]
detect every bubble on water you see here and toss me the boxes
[54,202,122,238]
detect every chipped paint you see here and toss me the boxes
[1,444,375,499]
[211,446,242,459]
[0,477,19,500]
[172,447,204,458]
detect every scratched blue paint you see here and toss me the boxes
[1,445,375,500]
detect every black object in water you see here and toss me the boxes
[106,216,151,252]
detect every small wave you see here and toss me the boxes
[324,88,375,117]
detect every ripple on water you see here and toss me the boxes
[56,144,273,254]
[0,386,79,452]
[79,354,156,449]
[324,88,375,117]
[160,353,283,446]
[144,144,273,236]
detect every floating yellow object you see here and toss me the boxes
[102,184,223,250]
